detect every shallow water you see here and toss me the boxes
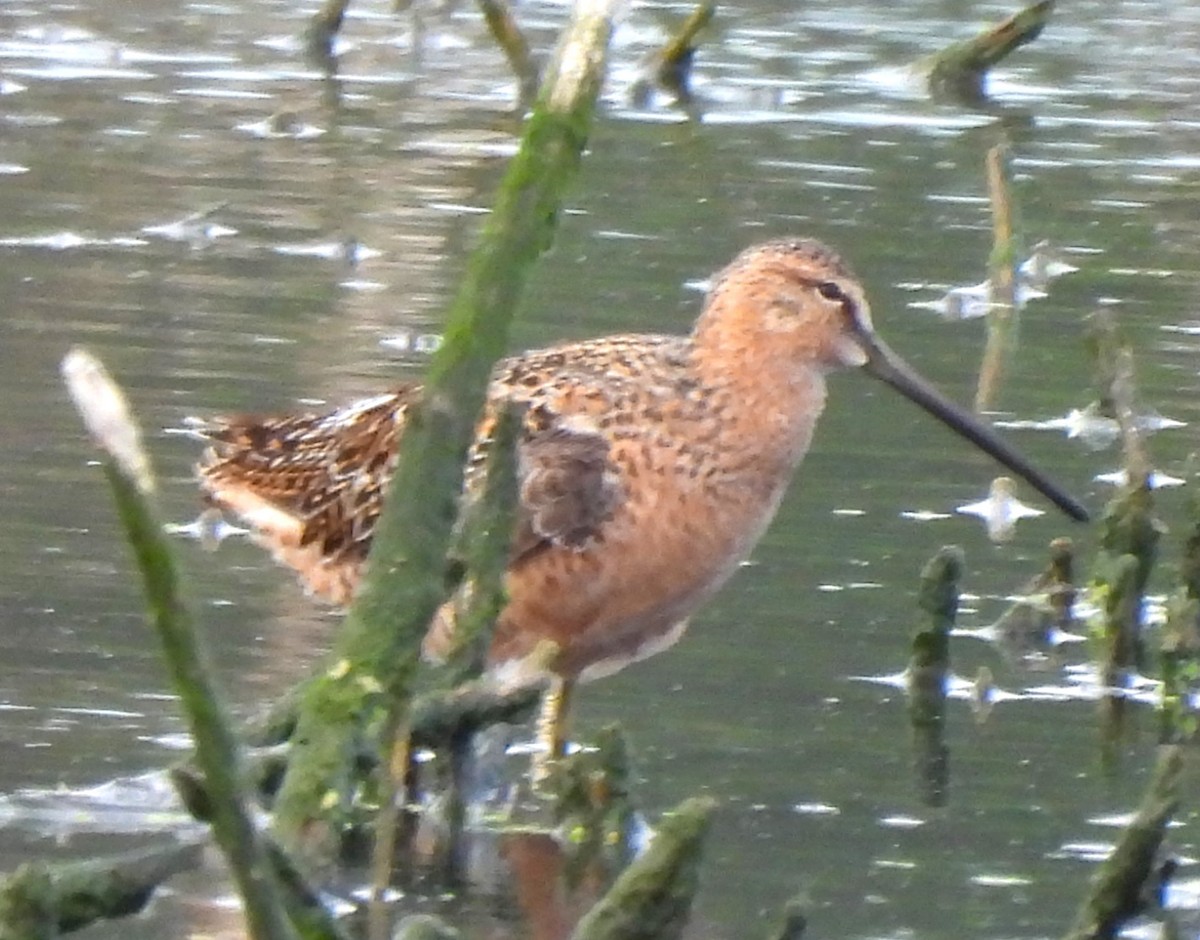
[1,0,1199,937]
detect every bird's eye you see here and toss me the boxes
[816,280,844,302]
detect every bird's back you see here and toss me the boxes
[194,333,700,607]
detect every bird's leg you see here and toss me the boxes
[532,675,574,785]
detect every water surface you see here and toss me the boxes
[1,0,1198,937]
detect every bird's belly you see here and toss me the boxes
[486,481,785,688]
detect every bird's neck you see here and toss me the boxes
[688,319,829,474]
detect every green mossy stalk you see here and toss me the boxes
[919,0,1055,96]
[569,797,716,940]
[270,0,618,862]
[100,466,308,940]
[477,0,538,103]
[304,0,350,61]
[0,844,202,940]
[655,1,714,88]
[62,350,309,940]
[1062,746,1183,940]
[1160,487,1200,742]
[908,546,962,808]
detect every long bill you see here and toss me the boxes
[859,332,1090,523]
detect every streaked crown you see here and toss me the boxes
[694,237,877,373]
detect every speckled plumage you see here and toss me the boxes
[193,237,1083,706]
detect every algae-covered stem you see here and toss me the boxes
[308,0,537,99]
[269,0,621,864]
[60,350,305,940]
[1062,746,1184,940]
[477,0,539,104]
[1161,488,1200,743]
[569,797,716,940]
[908,546,962,808]
[628,1,713,110]
[1081,311,1162,762]
[1083,312,1160,678]
[1085,307,1151,485]
[304,0,350,61]
[0,842,203,937]
[654,2,714,89]
[917,0,1055,97]
[368,404,523,940]
[1091,488,1159,756]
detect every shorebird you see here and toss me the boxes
[191,238,1088,757]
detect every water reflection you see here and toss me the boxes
[995,403,1187,451]
[1094,468,1186,490]
[955,475,1045,542]
[0,771,196,838]
[141,206,238,246]
[164,508,250,549]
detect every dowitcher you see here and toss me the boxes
[192,238,1087,755]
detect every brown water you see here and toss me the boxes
[1,0,1199,937]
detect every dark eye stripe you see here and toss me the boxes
[779,270,860,326]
